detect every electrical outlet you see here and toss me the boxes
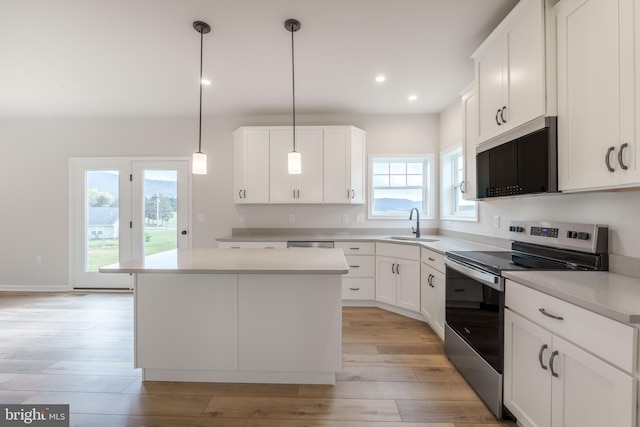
[36,256,42,264]
[289,214,295,223]
[492,215,500,228]
[356,214,365,223]
[239,215,246,223]
[342,214,349,223]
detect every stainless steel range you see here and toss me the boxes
[443,220,608,418]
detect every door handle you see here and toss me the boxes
[538,344,548,370]
[605,146,616,172]
[181,230,188,235]
[549,350,559,377]
[618,143,629,170]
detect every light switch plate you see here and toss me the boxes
[289,214,295,223]
[196,214,205,223]
[239,215,246,223]
[356,214,365,223]
[342,214,349,223]
[492,215,500,228]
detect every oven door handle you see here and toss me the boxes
[444,258,504,292]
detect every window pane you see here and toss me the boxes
[407,175,423,186]
[86,171,120,272]
[407,163,423,174]
[373,162,389,174]
[373,188,423,213]
[390,163,406,174]
[373,175,389,187]
[390,175,407,186]
[143,170,178,257]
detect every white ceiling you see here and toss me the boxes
[0,0,517,118]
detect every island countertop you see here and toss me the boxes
[99,248,349,275]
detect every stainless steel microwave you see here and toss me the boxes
[476,116,558,199]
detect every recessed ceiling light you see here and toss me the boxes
[408,94,418,101]
[201,79,211,85]
[375,75,386,83]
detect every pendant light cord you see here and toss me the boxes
[198,27,204,154]
[291,25,296,152]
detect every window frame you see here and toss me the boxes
[367,154,434,220]
[440,145,477,221]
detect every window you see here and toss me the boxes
[369,155,434,219]
[441,146,477,221]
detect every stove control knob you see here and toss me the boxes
[509,226,515,232]
[516,226,525,233]
[577,232,590,240]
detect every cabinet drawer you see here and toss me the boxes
[376,242,420,260]
[218,241,286,249]
[421,248,445,273]
[345,255,375,278]
[342,278,375,300]
[335,241,375,255]
[506,280,636,373]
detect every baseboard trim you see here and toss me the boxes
[0,284,72,292]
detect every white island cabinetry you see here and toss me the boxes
[504,280,636,427]
[101,248,347,385]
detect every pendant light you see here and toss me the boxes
[285,19,302,175]
[192,20,211,175]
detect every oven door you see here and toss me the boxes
[444,257,505,373]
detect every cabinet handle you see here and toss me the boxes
[549,350,559,378]
[239,190,243,199]
[293,189,296,199]
[396,264,400,275]
[392,263,395,274]
[428,257,436,262]
[460,180,466,194]
[605,146,616,172]
[297,189,300,199]
[352,189,355,199]
[349,247,360,250]
[349,287,360,291]
[538,308,564,321]
[349,265,360,268]
[429,274,435,288]
[538,344,549,370]
[265,246,275,249]
[618,143,629,170]
[243,190,246,199]
[454,288,465,292]
[500,106,507,124]
[230,246,241,249]
[495,109,502,126]
[347,189,350,199]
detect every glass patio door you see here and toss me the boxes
[70,158,190,289]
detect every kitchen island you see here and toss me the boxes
[100,248,348,385]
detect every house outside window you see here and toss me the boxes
[441,146,477,221]
[369,155,434,219]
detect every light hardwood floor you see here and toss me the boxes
[0,292,516,427]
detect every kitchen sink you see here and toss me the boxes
[388,236,439,243]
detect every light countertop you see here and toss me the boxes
[99,248,349,275]
[503,270,640,324]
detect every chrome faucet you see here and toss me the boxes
[409,208,420,238]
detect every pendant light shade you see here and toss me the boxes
[285,18,301,175]
[192,20,211,175]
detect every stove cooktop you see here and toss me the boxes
[446,250,586,276]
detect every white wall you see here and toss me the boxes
[0,113,438,289]
[437,99,640,259]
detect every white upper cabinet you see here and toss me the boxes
[269,128,324,204]
[233,128,270,204]
[556,0,640,191]
[461,85,478,200]
[323,126,366,204]
[474,0,547,144]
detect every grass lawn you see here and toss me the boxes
[87,227,177,271]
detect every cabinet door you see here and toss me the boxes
[556,0,623,191]
[504,0,545,130]
[235,129,270,204]
[504,309,552,427]
[551,336,635,427]
[461,87,478,200]
[295,129,324,203]
[430,268,445,339]
[323,128,351,203]
[420,264,436,323]
[270,129,298,203]
[396,259,420,312]
[350,129,365,204]
[476,37,505,143]
[376,256,397,305]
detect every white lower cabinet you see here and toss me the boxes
[504,281,636,427]
[375,243,420,312]
[420,263,445,339]
[336,241,376,301]
[218,241,286,249]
